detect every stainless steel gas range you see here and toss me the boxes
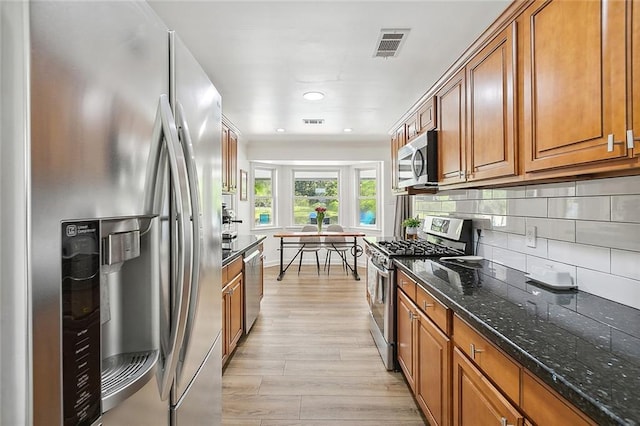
[364,216,473,370]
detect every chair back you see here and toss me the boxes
[299,225,320,247]
[324,224,346,244]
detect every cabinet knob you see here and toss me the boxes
[470,343,484,360]
[607,133,627,152]
[627,130,639,148]
[500,417,514,426]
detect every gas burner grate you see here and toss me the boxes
[376,239,463,257]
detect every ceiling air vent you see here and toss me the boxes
[373,28,410,58]
[302,118,325,125]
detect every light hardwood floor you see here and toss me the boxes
[222,264,426,425]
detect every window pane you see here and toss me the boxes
[254,168,272,197]
[254,197,272,226]
[254,168,273,226]
[294,178,338,197]
[359,199,377,225]
[359,178,376,197]
[293,198,339,225]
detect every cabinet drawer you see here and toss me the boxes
[397,270,417,301]
[453,315,520,403]
[225,256,243,285]
[416,285,450,335]
[522,371,595,426]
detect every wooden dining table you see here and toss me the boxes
[273,231,365,281]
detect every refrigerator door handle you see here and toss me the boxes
[175,101,202,359]
[143,94,194,401]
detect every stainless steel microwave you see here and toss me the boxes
[397,130,438,188]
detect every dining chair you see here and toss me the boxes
[324,224,349,274]
[298,224,321,275]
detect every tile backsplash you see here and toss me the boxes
[413,175,640,310]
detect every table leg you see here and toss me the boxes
[352,237,360,280]
[277,237,285,281]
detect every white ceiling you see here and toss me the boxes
[148,0,512,144]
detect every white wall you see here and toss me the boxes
[244,137,394,269]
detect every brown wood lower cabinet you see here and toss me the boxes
[452,347,524,426]
[416,309,451,426]
[395,276,599,425]
[222,258,244,366]
[397,289,417,392]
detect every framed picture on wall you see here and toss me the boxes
[239,169,248,201]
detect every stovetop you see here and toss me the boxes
[375,239,463,257]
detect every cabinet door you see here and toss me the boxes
[437,68,467,185]
[466,23,517,181]
[228,274,243,352]
[452,347,524,426]
[221,125,229,192]
[406,113,418,142]
[228,130,238,193]
[632,0,640,158]
[391,125,406,192]
[416,310,451,426]
[397,289,416,392]
[221,289,228,363]
[523,0,628,172]
[418,97,436,133]
[391,133,399,192]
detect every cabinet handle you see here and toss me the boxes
[607,133,627,152]
[500,417,514,426]
[627,130,639,149]
[470,343,484,360]
[423,300,434,310]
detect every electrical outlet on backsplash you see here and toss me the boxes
[412,175,640,310]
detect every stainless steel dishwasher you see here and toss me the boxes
[243,247,263,333]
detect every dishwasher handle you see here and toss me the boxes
[244,249,261,263]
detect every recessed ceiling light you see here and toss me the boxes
[303,91,325,101]
[276,128,285,132]
[343,128,353,133]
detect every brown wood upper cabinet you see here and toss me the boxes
[522,0,629,172]
[391,124,406,192]
[418,97,437,134]
[437,24,517,186]
[222,124,238,193]
[437,68,467,185]
[405,113,418,142]
[466,23,517,181]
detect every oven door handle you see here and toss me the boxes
[368,258,391,278]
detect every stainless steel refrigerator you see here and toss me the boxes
[0,1,222,425]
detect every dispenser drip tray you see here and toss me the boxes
[101,350,158,411]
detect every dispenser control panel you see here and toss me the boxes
[61,220,101,426]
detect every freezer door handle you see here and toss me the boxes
[143,94,194,400]
[174,101,203,364]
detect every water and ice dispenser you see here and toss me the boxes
[61,216,159,425]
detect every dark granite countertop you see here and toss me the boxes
[222,234,266,266]
[394,258,640,426]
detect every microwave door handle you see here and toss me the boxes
[411,148,424,180]
[175,101,202,359]
[144,94,193,401]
